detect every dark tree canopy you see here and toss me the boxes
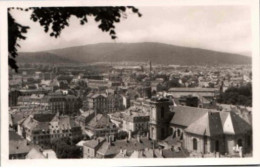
[217,82,252,106]
[8,7,142,72]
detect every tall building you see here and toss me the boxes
[148,97,174,141]
[42,93,82,116]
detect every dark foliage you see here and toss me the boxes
[8,12,29,72]
[186,96,199,107]
[8,7,141,72]
[116,131,128,140]
[217,82,252,106]
[52,137,82,158]
[168,78,182,88]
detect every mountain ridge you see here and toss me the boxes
[18,42,251,65]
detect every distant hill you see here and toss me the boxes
[17,52,79,64]
[18,42,251,65]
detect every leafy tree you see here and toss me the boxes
[186,96,199,107]
[217,82,252,106]
[168,78,182,88]
[52,138,82,158]
[8,7,142,72]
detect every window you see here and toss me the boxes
[193,138,198,150]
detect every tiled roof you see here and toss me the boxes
[9,140,32,155]
[22,115,50,131]
[185,112,223,137]
[33,113,56,122]
[80,110,95,118]
[87,114,112,128]
[26,147,46,159]
[42,149,57,159]
[162,148,188,158]
[92,93,107,99]
[97,138,155,157]
[170,106,209,127]
[50,114,79,129]
[83,137,105,148]
[9,130,23,141]
[220,111,252,135]
[9,130,32,155]
[169,87,218,92]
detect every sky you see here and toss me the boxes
[10,5,252,56]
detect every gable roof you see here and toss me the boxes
[22,115,50,131]
[26,147,46,159]
[185,112,223,137]
[96,138,155,157]
[170,106,209,127]
[50,114,79,129]
[220,111,251,135]
[9,130,32,155]
[83,137,105,149]
[87,114,113,129]
[9,130,23,141]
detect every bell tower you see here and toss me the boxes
[149,97,173,140]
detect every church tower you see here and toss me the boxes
[149,97,173,141]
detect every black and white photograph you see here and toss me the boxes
[1,0,260,167]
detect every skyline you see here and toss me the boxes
[10,5,252,56]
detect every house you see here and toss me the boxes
[109,109,150,135]
[107,93,125,113]
[169,106,252,156]
[9,130,32,159]
[83,136,156,158]
[170,106,210,140]
[42,149,57,159]
[41,93,82,115]
[49,113,82,142]
[85,114,118,138]
[86,93,108,114]
[17,113,54,144]
[26,147,47,159]
[219,111,252,155]
[9,90,21,107]
[18,113,82,144]
[183,112,225,155]
[168,87,219,99]
[83,137,106,158]
[75,110,95,131]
